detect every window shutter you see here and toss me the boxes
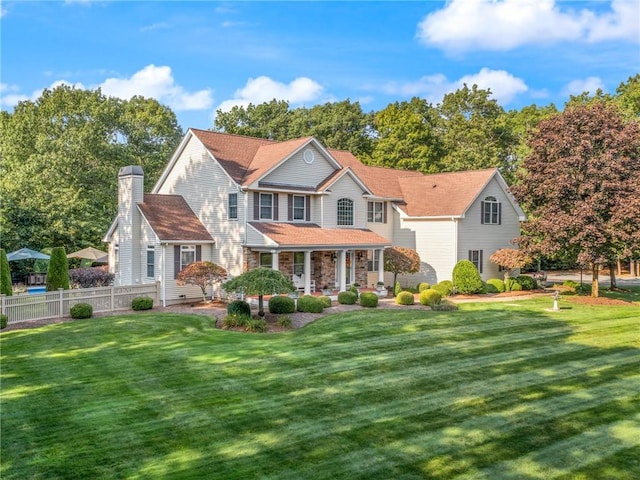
[174,245,181,279]
[498,203,502,225]
[273,193,279,220]
[468,250,472,261]
[253,192,259,220]
[288,194,293,221]
[196,245,202,262]
[479,250,483,273]
[480,201,485,224]
[383,202,387,224]
[305,195,311,221]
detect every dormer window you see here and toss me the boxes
[337,198,354,226]
[481,196,501,225]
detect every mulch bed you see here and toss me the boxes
[565,296,639,306]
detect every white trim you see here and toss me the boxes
[319,167,372,195]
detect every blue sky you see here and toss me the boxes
[1,1,638,130]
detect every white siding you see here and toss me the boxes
[162,244,218,303]
[246,225,276,247]
[261,145,336,188]
[366,201,393,240]
[323,174,368,228]
[117,172,144,286]
[457,178,522,280]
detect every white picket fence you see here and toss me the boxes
[0,283,160,326]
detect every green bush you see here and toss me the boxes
[297,295,324,313]
[359,292,379,308]
[70,303,93,319]
[393,281,402,297]
[0,314,8,329]
[452,260,484,294]
[418,282,430,292]
[247,319,267,333]
[46,247,70,291]
[563,280,579,288]
[268,295,295,314]
[228,299,251,317]
[419,288,442,306]
[0,249,12,296]
[348,285,359,299]
[430,299,459,311]
[277,316,292,328]
[486,278,505,293]
[222,314,250,329]
[575,283,592,295]
[395,291,414,305]
[131,296,153,311]
[337,291,358,305]
[433,280,454,297]
[505,278,522,292]
[317,295,332,308]
[516,275,537,291]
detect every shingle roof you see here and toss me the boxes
[249,222,391,248]
[243,137,313,186]
[396,169,497,217]
[138,194,214,242]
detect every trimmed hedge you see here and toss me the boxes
[317,295,332,308]
[433,280,454,297]
[418,282,430,292]
[131,296,153,311]
[337,291,358,305]
[393,281,402,297]
[70,303,93,319]
[419,288,442,306]
[395,291,415,305]
[268,295,295,314]
[452,260,484,294]
[516,275,537,291]
[486,278,505,293]
[505,278,522,292]
[359,292,379,308]
[228,300,251,317]
[297,295,324,313]
[0,314,8,329]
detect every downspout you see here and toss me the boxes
[161,243,167,307]
[452,217,458,265]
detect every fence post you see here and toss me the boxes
[1,294,5,316]
[59,288,64,318]
[110,285,115,312]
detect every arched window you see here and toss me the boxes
[337,198,354,226]
[481,196,501,225]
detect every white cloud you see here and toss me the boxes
[382,68,527,105]
[98,65,213,111]
[0,80,84,108]
[563,76,605,96]
[216,76,324,112]
[417,0,639,52]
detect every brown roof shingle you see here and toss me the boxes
[249,222,391,248]
[139,194,214,242]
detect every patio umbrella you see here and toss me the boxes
[67,247,108,261]
[7,248,51,261]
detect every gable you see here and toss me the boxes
[260,143,337,190]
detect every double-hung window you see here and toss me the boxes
[146,245,155,278]
[181,245,196,270]
[367,201,384,223]
[293,252,305,276]
[367,250,379,272]
[260,252,273,268]
[469,250,483,273]
[481,196,501,225]
[260,193,273,220]
[293,195,306,221]
[228,193,238,219]
[337,198,354,226]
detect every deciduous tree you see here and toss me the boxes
[384,246,420,288]
[489,248,533,290]
[222,268,295,317]
[176,261,227,303]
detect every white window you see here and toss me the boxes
[146,245,155,278]
[469,250,483,273]
[260,193,273,220]
[293,252,305,276]
[367,201,384,223]
[367,250,379,272]
[228,193,238,219]
[260,252,272,268]
[181,245,196,270]
[481,196,501,225]
[337,198,354,226]
[293,195,306,221]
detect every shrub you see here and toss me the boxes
[228,300,251,317]
[359,292,379,308]
[69,266,115,289]
[430,299,459,311]
[317,295,332,308]
[393,281,402,297]
[277,316,292,328]
[297,295,324,313]
[505,278,522,292]
[0,249,12,296]
[418,282,430,292]
[516,275,537,291]
[337,291,358,305]
[222,314,250,329]
[348,285,359,299]
[419,288,442,306]
[563,280,579,288]
[486,278,505,293]
[433,280,454,297]
[70,303,93,319]
[46,247,70,291]
[131,296,153,311]
[0,314,8,329]
[452,260,484,294]
[247,319,267,333]
[395,291,414,305]
[268,295,295,314]
[575,283,592,295]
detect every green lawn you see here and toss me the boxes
[1,296,639,479]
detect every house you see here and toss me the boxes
[104,129,525,305]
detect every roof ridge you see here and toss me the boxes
[189,128,278,144]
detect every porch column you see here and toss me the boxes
[378,248,385,284]
[304,250,311,295]
[271,250,279,270]
[338,250,347,292]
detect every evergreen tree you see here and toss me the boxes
[46,247,70,291]
[0,249,12,296]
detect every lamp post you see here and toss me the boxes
[552,290,560,311]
